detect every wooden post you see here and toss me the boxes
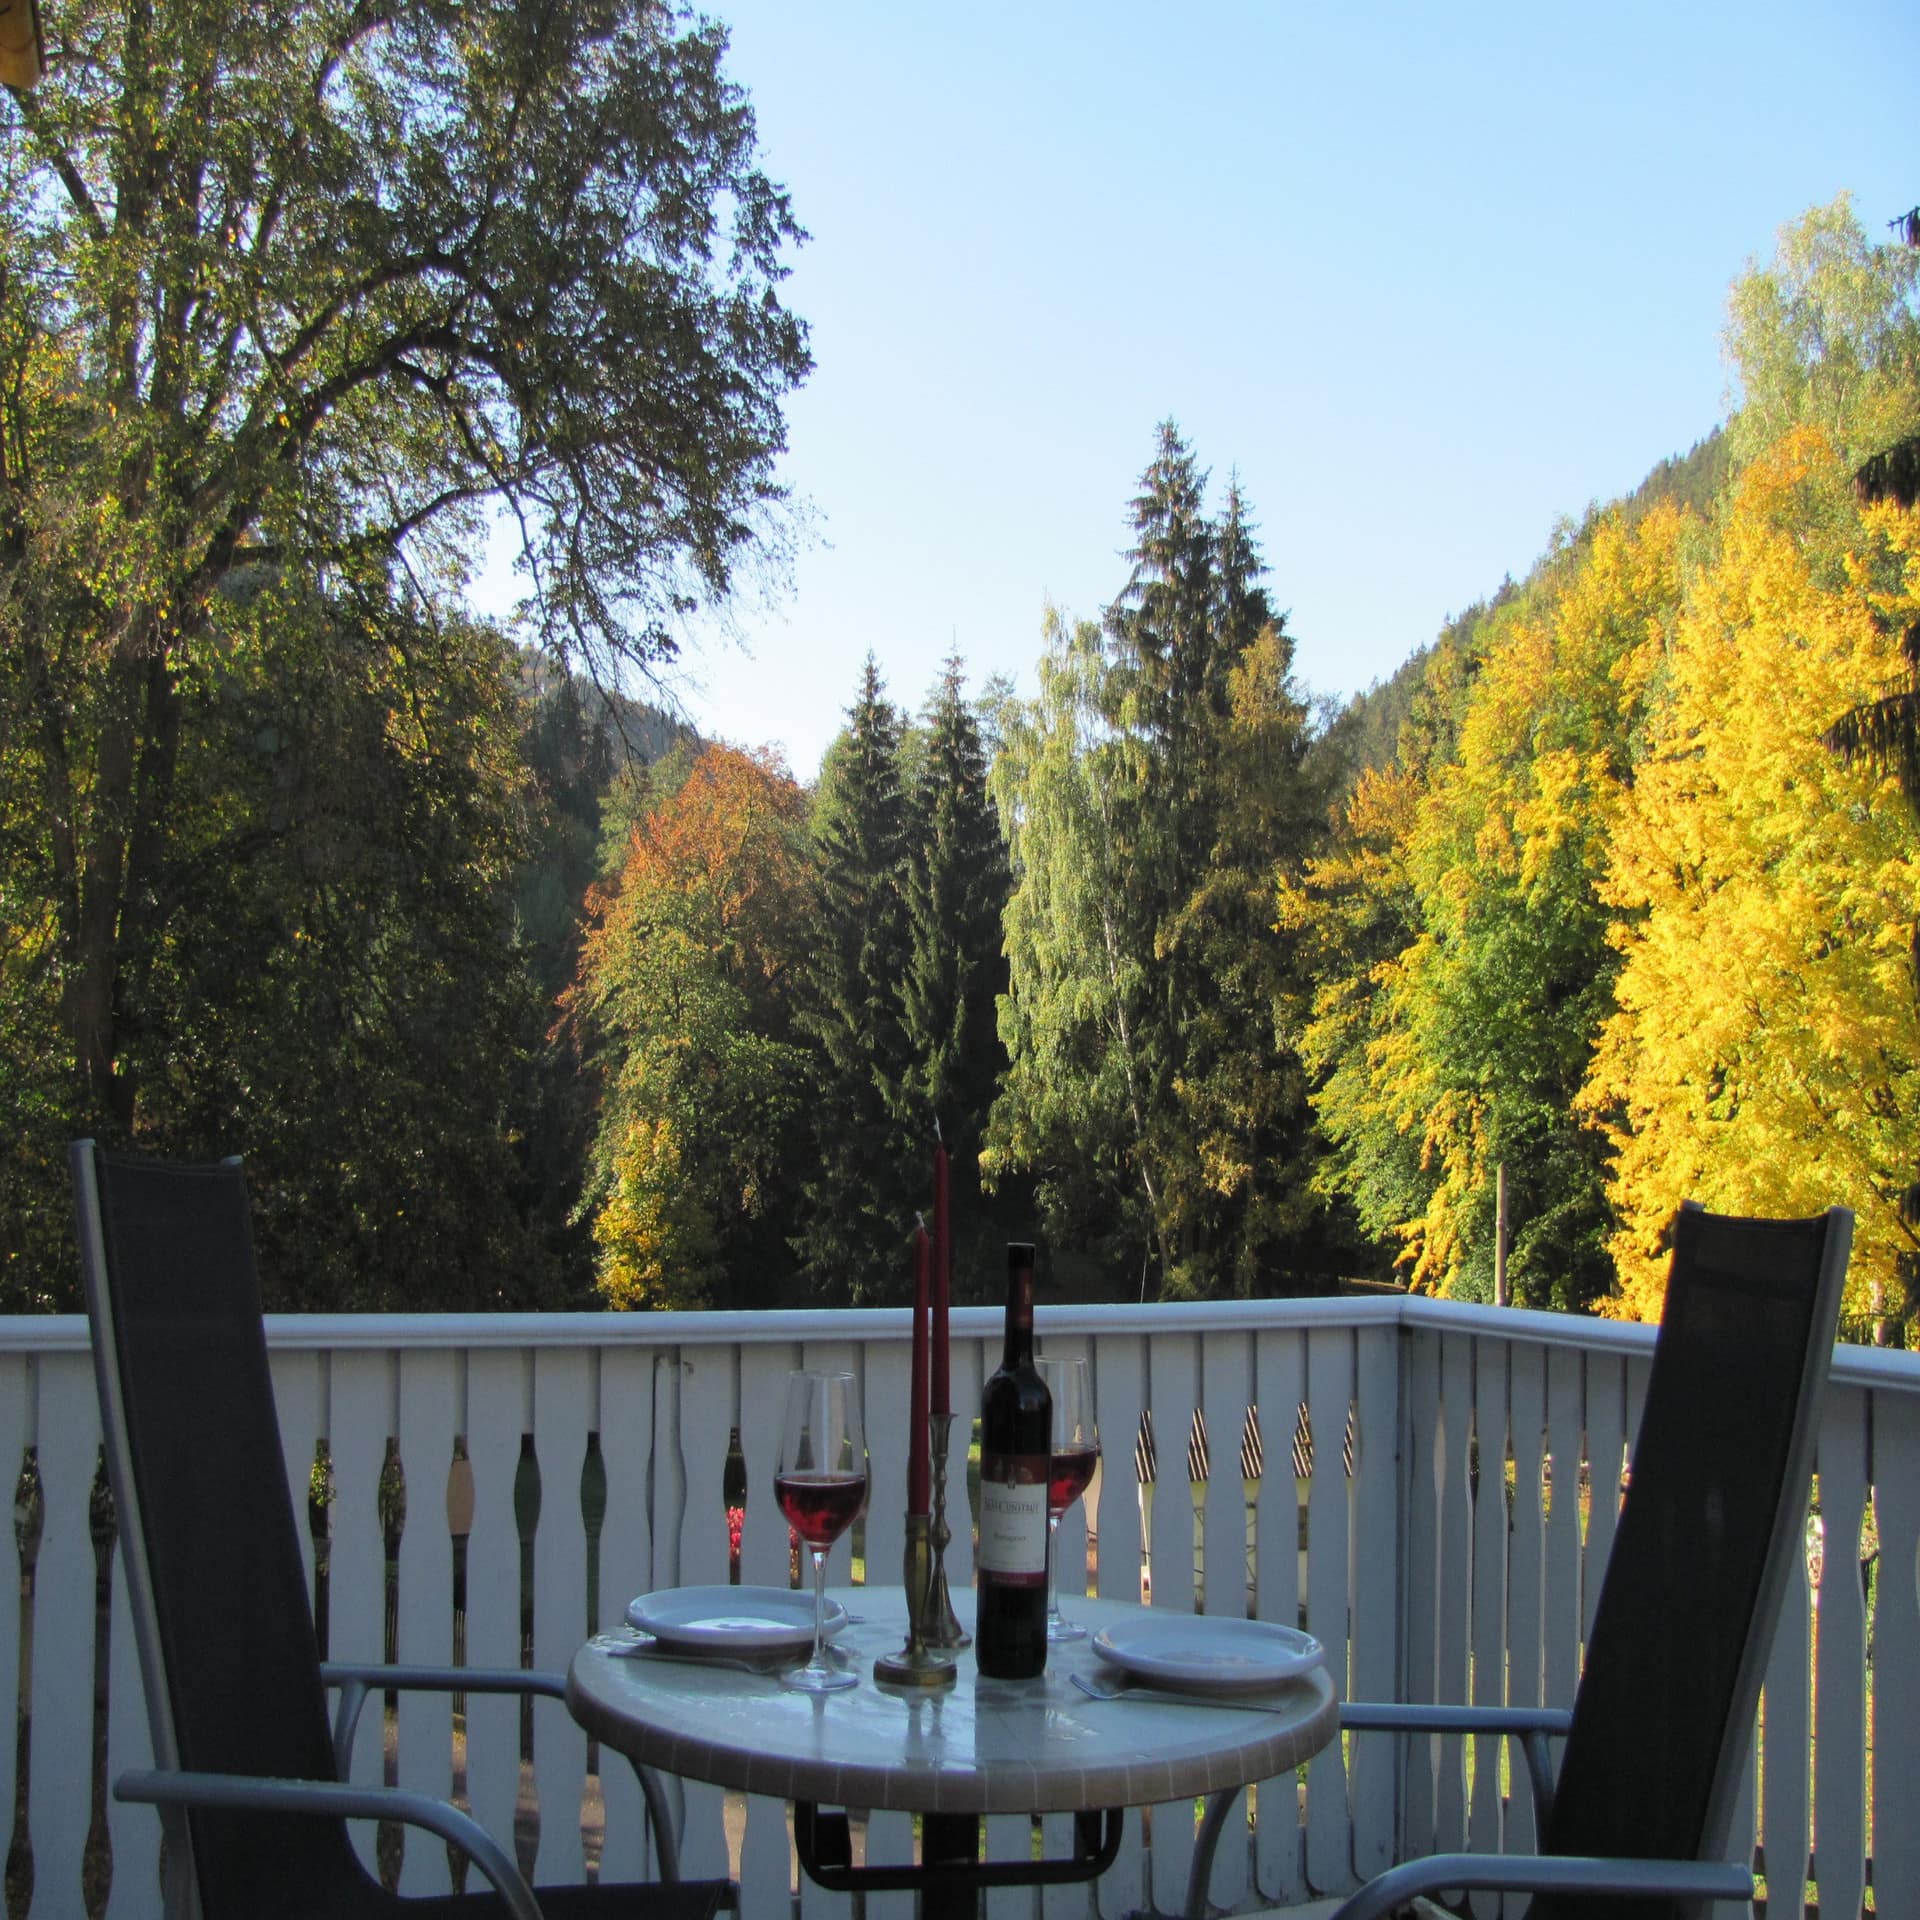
[1494,1162,1509,1308]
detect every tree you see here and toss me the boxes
[571,742,814,1309]
[1725,194,1920,474]
[1,588,565,1309]
[1290,506,1689,1308]
[794,658,917,1302]
[901,657,1012,1288]
[1279,763,1433,1268]
[987,611,1161,1283]
[1583,431,1920,1326]
[0,0,809,1159]
[990,427,1334,1297]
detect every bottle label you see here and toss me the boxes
[978,1453,1048,1584]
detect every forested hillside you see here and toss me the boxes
[1289,199,1920,1336]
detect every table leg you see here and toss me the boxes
[920,1811,980,1920]
[1184,1788,1241,1920]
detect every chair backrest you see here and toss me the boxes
[74,1141,371,1916]
[1536,1201,1852,1920]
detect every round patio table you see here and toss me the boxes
[567,1586,1338,1919]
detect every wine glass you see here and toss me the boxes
[1037,1356,1098,1642]
[773,1369,867,1692]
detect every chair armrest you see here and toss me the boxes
[1324,1851,1752,1920]
[115,1766,544,1920]
[1338,1702,1573,1735]
[319,1663,681,1881]
[1340,1701,1574,1832]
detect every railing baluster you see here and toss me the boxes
[673,1344,736,1886]
[738,1321,798,1920]
[1760,1490,1812,1920]
[29,1357,101,1916]
[1813,1388,1869,1920]
[1146,1331,1201,1916]
[394,1346,460,1895]
[103,1486,159,1917]
[1581,1349,1627,1648]
[1541,1346,1582,1715]
[1304,1325,1356,1899]
[1467,1337,1509,1919]
[864,1324,911,1609]
[1090,1330,1147,1920]
[1870,1385,1920,1916]
[1198,1330,1254,1913]
[1434,1332,1474,1861]
[327,1344,390,1891]
[269,1345,325,1621]
[531,1345,593,1888]
[1350,1321,1399,1886]
[595,1341,660,1880]
[0,1357,25,1907]
[1400,1322,1444,1866]
[463,1347,527,1882]
[1504,1342,1548,1909]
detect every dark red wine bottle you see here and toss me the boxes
[976,1242,1051,1678]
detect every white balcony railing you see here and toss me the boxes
[2,1295,1913,1919]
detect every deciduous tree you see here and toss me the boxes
[1583,432,1920,1325]
[573,742,813,1309]
[0,0,808,1190]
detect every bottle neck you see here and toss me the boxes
[1002,1261,1034,1370]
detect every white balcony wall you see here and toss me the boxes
[0,1297,1911,1920]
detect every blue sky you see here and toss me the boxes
[474,2,1919,782]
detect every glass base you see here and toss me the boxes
[781,1658,859,1692]
[1046,1613,1087,1642]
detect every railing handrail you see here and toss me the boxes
[3,1292,1915,1390]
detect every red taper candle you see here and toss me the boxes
[932,1126,951,1416]
[908,1221,931,1515]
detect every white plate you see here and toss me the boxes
[1091,1616,1323,1692]
[625,1584,848,1655]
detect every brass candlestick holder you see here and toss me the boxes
[923,1411,970,1649]
[873,1514,955,1689]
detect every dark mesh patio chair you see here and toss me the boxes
[1327,1200,1854,1920]
[73,1141,736,1920]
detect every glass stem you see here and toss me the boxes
[1046,1513,1062,1624]
[809,1545,829,1671]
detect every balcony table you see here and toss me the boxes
[566,1586,1338,1919]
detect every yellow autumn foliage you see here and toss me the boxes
[1582,428,1920,1323]
[1379,506,1689,1302]
[593,1113,723,1311]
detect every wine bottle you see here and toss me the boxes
[976,1241,1051,1678]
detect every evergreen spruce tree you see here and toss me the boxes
[991,425,1335,1297]
[903,659,1013,1290]
[794,657,917,1302]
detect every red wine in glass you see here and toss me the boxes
[775,1370,865,1692]
[775,1470,868,1549]
[1048,1446,1099,1520]
[1037,1356,1098,1643]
